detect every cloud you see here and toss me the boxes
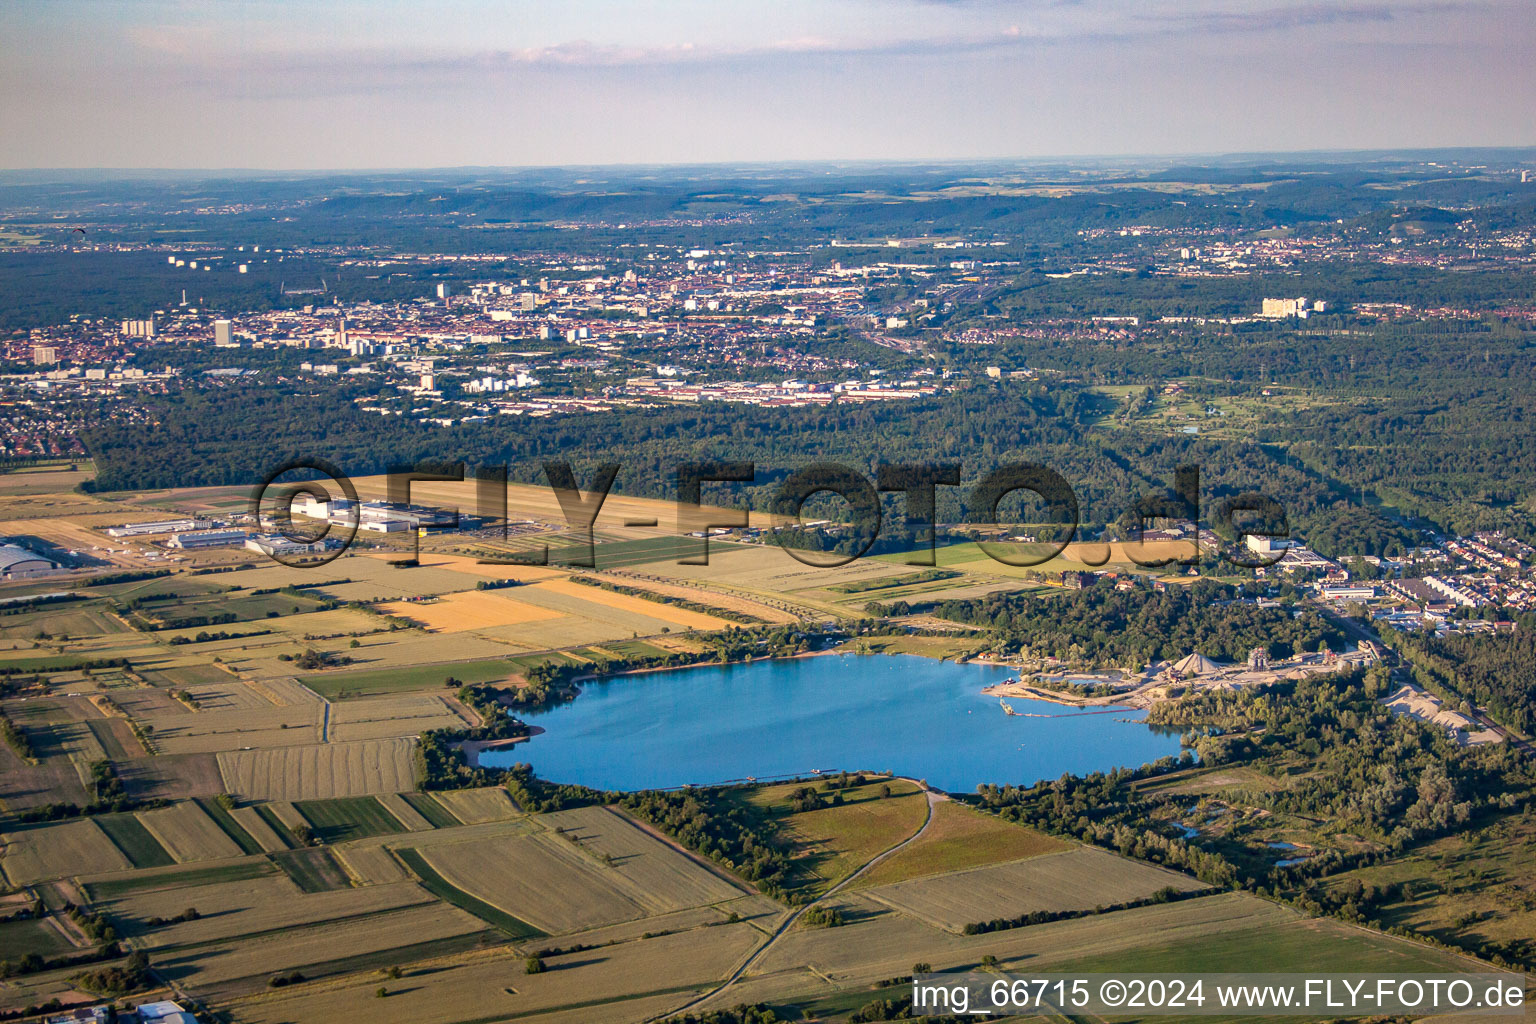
[1132,0,1459,34]
[74,0,1518,110]
[153,0,1481,77]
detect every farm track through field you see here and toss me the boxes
[649,782,942,1021]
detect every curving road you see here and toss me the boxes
[649,783,944,1022]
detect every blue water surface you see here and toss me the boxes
[483,653,1184,793]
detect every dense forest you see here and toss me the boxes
[875,580,1345,667]
[82,377,1444,554]
[1386,626,1536,734]
[975,666,1534,966]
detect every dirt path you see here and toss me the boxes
[648,782,942,1022]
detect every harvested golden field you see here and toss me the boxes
[108,686,191,719]
[140,703,322,755]
[136,801,243,862]
[528,578,734,630]
[420,830,649,934]
[390,581,736,647]
[1,818,131,884]
[148,900,486,990]
[343,817,539,857]
[245,676,326,706]
[736,891,1473,1011]
[656,542,910,592]
[545,898,778,951]
[377,792,434,831]
[349,474,777,532]
[540,806,746,910]
[217,738,418,801]
[397,552,567,582]
[116,752,224,803]
[1062,538,1198,565]
[288,556,505,601]
[377,588,564,632]
[404,809,744,938]
[228,806,289,853]
[336,844,410,885]
[293,631,514,676]
[0,758,92,810]
[107,874,432,949]
[0,465,94,495]
[594,573,799,625]
[887,538,1202,581]
[265,801,307,833]
[851,801,1069,889]
[429,787,519,824]
[326,693,468,742]
[182,681,275,711]
[862,846,1208,932]
[227,921,767,1024]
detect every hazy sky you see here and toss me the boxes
[3,0,1533,168]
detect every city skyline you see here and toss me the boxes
[2,0,1533,169]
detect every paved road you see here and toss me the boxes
[649,784,943,1022]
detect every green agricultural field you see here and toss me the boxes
[271,846,353,893]
[97,813,177,869]
[294,795,408,844]
[302,658,519,698]
[395,846,544,938]
[398,791,460,829]
[506,650,584,671]
[88,577,231,601]
[0,653,91,672]
[852,800,1069,889]
[1045,897,1479,978]
[600,639,672,658]
[828,569,965,594]
[251,804,298,846]
[0,918,70,960]
[543,535,706,570]
[855,633,986,658]
[142,663,237,688]
[861,846,1209,932]
[197,797,266,855]
[124,590,334,631]
[84,858,278,900]
[0,602,133,639]
[729,777,930,896]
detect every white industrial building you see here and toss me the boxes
[290,497,458,533]
[105,518,213,537]
[166,529,247,549]
[245,533,342,557]
[0,543,57,579]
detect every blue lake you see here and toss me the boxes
[483,653,1185,792]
